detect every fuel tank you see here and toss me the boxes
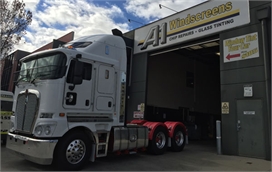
[109,125,149,152]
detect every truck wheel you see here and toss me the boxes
[53,132,91,171]
[148,126,168,155]
[171,126,186,152]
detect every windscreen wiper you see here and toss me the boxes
[15,76,28,86]
[30,73,51,84]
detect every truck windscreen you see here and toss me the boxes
[16,52,67,83]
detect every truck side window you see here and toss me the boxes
[83,63,92,80]
[67,60,92,83]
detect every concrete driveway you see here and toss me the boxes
[1,140,271,171]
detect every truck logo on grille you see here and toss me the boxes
[25,95,28,103]
[25,89,29,104]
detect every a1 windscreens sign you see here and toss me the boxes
[134,0,250,54]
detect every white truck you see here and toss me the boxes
[6,29,187,171]
[1,90,13,145]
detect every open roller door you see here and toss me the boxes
[145,38,221,142]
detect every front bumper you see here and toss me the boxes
[6,133,58,165]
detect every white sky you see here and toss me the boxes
[13,0,205,53]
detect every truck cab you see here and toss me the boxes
[6,29,187,171]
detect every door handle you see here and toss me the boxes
[108,101,112,107]
[237,120,241,131]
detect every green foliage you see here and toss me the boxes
[0,0,32,58]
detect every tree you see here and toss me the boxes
[0,0,32,58]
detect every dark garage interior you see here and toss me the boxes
[145,39,222,141]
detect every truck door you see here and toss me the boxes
[94,64,115,112]
[63,60,93,110]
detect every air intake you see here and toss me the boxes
[112,29,123,37]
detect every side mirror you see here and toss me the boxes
[72,60,83,85]
[69,60,83,90]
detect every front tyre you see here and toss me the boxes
[171,126,186,152]
[148,126,168,155]
[53,132,91,171]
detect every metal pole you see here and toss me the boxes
[216,120,222,155]
[159,4,178,12]
[260,19,271,147]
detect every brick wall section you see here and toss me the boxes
[1,31,74,92]
[32,31,74,53]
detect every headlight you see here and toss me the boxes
[44,126,51,135]
[33,122,57,137]
[35,126,43,135]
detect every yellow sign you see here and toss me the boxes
[0,111,13,115]
[221,102,229,114]
[223,32,259,62]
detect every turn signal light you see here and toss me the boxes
[59,113,65,117]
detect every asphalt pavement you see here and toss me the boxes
[1,140,271,171]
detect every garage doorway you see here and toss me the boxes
[145,38,221,144]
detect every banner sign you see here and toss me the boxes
[134,0,250,54]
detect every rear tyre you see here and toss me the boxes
[171,126,186,152]
[53,132,91,171]
[148,126,168,155]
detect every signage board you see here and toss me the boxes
[243,111,255,115]
[223,32,259,63]
[134,0,250,54]
[133,111,144,118]
[221,102,229,114]
[244,84,253,97]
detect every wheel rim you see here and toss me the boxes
[175,131,184,146]
[66,139,86,164]
[155,131,166,149]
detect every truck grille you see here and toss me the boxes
[16,91,39,133]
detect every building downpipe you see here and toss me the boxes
[257,6,271,160]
